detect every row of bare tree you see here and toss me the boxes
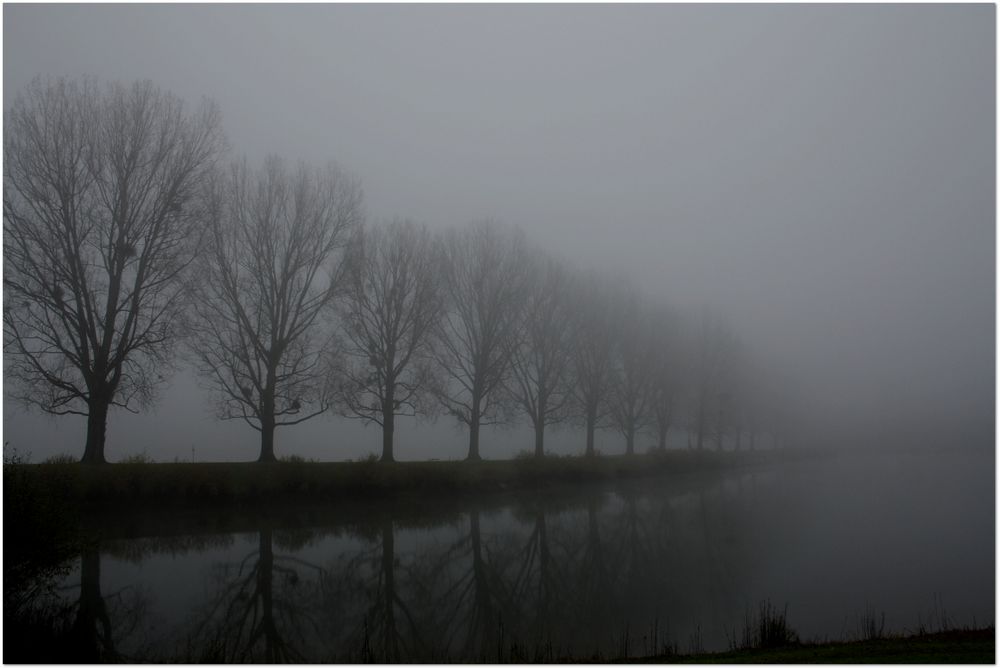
[4,77,785,464]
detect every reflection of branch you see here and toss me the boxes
[321,518,436,662]
[193,529,326,662]
[570,499,617,641]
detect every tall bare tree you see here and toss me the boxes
[507,252,575,458]
[645,306,682,451]
[3,77,224,464]
[607,289,655,455]
[569,273,619,457]
[431,221,529,460]
[688,309,740,450]
[336,219,441,462]
[188,157,361,462]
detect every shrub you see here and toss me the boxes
[119,453,154,464]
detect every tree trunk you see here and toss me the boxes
[468,397,481,461]
[534,421,545,458]
[585,412,596,457]
[625,426,635,455]
[259,416,276,462]
[259,371,277,462]
[658,424,668,451]
[381,405,395,463]
[716,405,725,451]
[81,397,110,465]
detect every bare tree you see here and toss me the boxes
[336,219,442,462]
[645,306,682,451]
[431,221,529,460]
[568,273,619,457]
[188,157,361,462]
[688,309,740,451]
[3,77,224,464]
[607,289,655,455]
[506,252,575,458]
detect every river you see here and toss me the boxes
[9,448,994,662]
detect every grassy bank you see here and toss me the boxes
[634,628,995,664]
[5,448,791,510]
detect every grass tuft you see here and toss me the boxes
[734,600,799,651]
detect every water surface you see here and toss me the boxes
[14,449,995,662]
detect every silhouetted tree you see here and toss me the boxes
[187,157,361,461]
[688,310,739,450]
[569,274,619,456]
[3,77,223,463]
[507,252,575,457]
[646,307,682,451]
[608,290,655,455]
[430,221,529,460]
[337,220,442,462]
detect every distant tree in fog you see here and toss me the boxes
[430,221,529,460]
[507,252,576,458]
[645,307,682,451]
[568,274,619,457]
[687,310,740,450]
[607,288,655,455]
[3,77,223,464]
[187,157,361,462]
[336,219,441,462]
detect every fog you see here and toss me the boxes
[3,4,994,462]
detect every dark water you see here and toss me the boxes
[12,450,995,662]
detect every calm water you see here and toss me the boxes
[14,450,995,662]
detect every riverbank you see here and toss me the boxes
[5,448,804,510]
[633,628,995,664]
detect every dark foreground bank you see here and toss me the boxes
[633,628,995,664]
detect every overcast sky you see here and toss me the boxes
[3,4,994,462]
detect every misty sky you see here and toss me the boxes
[3,4,994,462]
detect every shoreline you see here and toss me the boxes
[5,448,817,510]
[629,627,995,664]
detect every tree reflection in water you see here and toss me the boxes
[192,528,325,662]
[17,474,775,662]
